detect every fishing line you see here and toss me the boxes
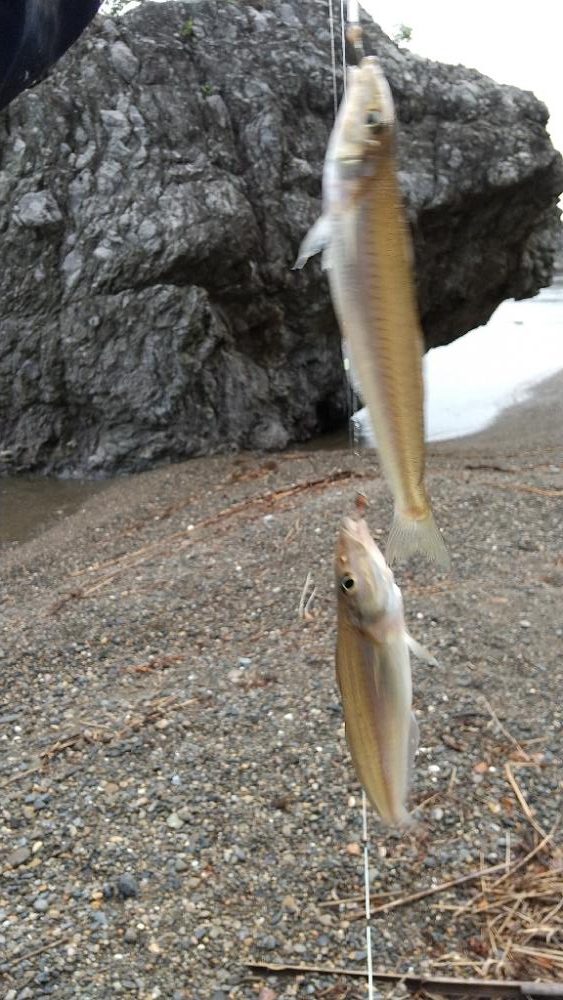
[339,5,374,997]
[362,789,375,1000]
[327,0,338,118]
[340,0,347,99]
[324,2,374,985]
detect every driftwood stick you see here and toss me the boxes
[3,934,72,968]
[245,960,562,997]
[504,762,547,839]
[320,861,506,912]
[481,697,531,761]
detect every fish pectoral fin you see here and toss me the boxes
[406,633,439,668]
[293,215,331,270]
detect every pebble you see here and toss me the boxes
[7,847,31,868]
[124,927,139,944]
[281,894,299,913]
[258,934,278,950]
[167,812,184,829]
[33,894,50,912]
[116,874,139,899]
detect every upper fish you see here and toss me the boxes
[335,514,436,825]
[296,57,449,568]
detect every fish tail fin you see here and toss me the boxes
[386,507,450,569]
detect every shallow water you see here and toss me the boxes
[1,278,561,546]
[0,477,107,547]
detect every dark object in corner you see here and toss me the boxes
[0,0,101,110]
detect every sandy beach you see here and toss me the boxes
[0,371,561,998]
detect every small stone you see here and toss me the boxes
[115,874,139,899]
[432,807,444,820]
[124,927,138,944]
[346,842,361,856]
[33,894,50,912]
[258,934,278,951]
[519,620,531,628]
[167,812,184,829]
[281,894,299,913]
[175,857,189,873]
[258,989,277,1000]
[7,846,31,868]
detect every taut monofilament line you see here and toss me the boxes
[344,6,375,995]
[362,790,375,1000]
[327,0,338,117]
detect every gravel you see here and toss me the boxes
[0,386,561,998]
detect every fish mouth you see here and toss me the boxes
[339,515,372,546]
[336,515,372,577]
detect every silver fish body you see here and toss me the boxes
[297,58,449,568]
[335,515,420,825]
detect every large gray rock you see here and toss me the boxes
[0,0,561,476]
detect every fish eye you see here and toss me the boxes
[341,575,356,593]
[365,110,383,130]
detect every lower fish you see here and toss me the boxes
[335,512,436,825]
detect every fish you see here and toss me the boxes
[335,513,437,825]
[296,56,449,568]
